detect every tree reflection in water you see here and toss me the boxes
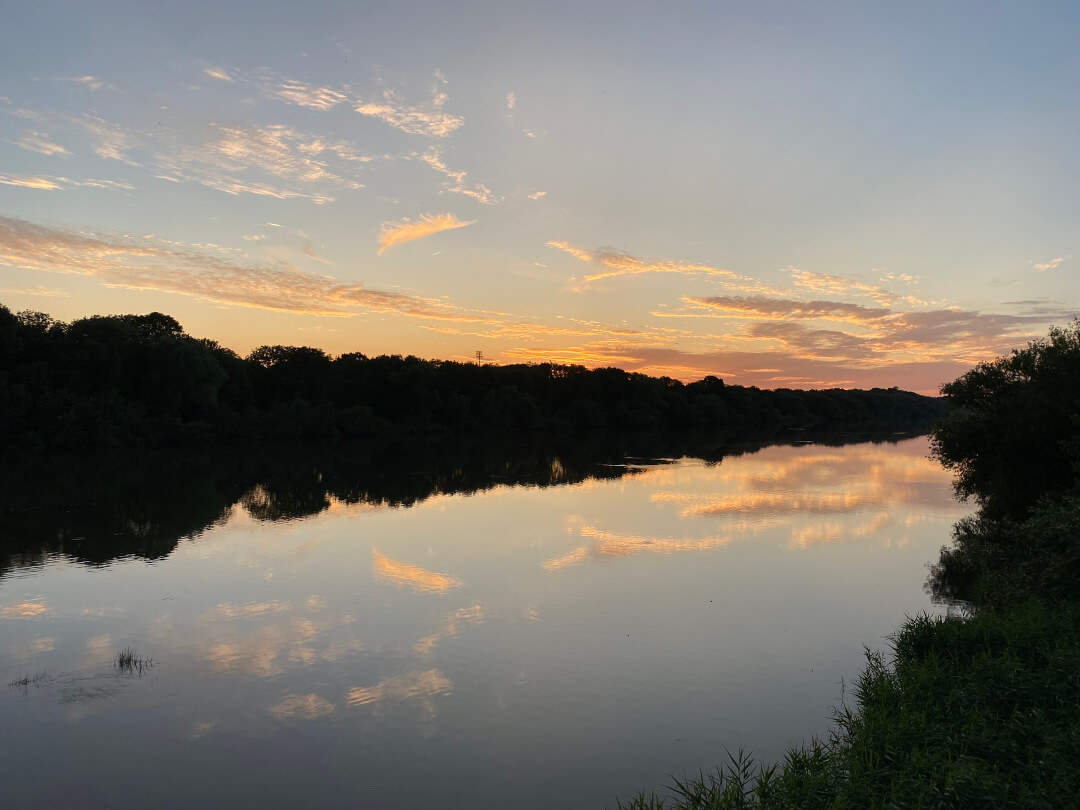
[0,427,925,580]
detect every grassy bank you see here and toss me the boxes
[620,596,1079,809]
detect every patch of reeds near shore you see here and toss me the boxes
[618,601,1080,809]
[114,647,153,674]
[7,670,50,688]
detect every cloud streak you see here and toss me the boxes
[0,215,488,321]
[13,131,69,157]
[420,148,500,204]
[546,241,784,294]
[0,173,130,191]
[378,213,475,254]
[0,173,61,190]
[1033,257,1066,272]
[788,268,923,307]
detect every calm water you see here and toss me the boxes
[0,434,968,809]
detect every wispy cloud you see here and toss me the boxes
[1033,256,1066,272]
[546,240,594,262]
[302,238,329,263]
[210,64,463,136]
[528,190,546,200]
[65,75,116,92]
[544,525,735,570]
[547,241,778,291]
[420,147,500,204]
[75,115,138,164]
[372,549,462,593]
[506,92,516,110]
[202,65,234,82]
[0,173,62,190]
[269,694,335,720]
[0,172,134,192]
[0,285,68,297]
[13,131,69,157]
[788,268,923,307]
[274,79,348,111]
[347,670,453,707]
[0,215,490,321]
[155,123,366,204]
[677,295,893,324]
[354,88,463,137]
[378,213,475,254]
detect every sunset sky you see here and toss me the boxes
[1,1,1076,393]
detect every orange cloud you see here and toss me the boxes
[787,268,924,307]
[269,694,335,719]
[13,132,69,157]
[378,213,475,254]
[1033,257,1066,272]
[542,525,744,571]
[356,90,463,137]
[414,604,484,654]
[274,80,348,110]
[546,241,787,295]
[0,174,61,190]
[420,148,500,204]
[214,601,292,619]
[681,295,892,324]
[372,549,463,593]
[203,66,233,82]
[0,599,50,619]
[347,669,453,706]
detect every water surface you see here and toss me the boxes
[0,434,968,809]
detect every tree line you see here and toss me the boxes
[0,304,945,448]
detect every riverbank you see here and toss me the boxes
[619,509,1080,810]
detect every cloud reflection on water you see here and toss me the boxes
[372,549,463,594]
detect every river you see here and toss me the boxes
[0,432,969,809]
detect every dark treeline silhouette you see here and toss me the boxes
[0,304,945,449]
[928,319,1080,607]
[0,427,921,579]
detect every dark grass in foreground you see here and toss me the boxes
[619,602,1080,809]
[114,647,153,674]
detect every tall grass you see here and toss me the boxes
[114,647,153,674]
[618,601,1080,809]
[7,669,50,688]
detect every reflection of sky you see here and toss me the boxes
[0,437,971,809]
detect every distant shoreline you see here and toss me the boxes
[1,303,946,451]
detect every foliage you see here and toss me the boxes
[929,495,1080,609]
[931,319,1080,518]
[0,302,945,449]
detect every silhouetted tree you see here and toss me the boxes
[931,319,1080,518]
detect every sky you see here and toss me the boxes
[0,1,1076,393]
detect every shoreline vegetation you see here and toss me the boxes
[0,303,944,451]
[618,321,1080,809]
